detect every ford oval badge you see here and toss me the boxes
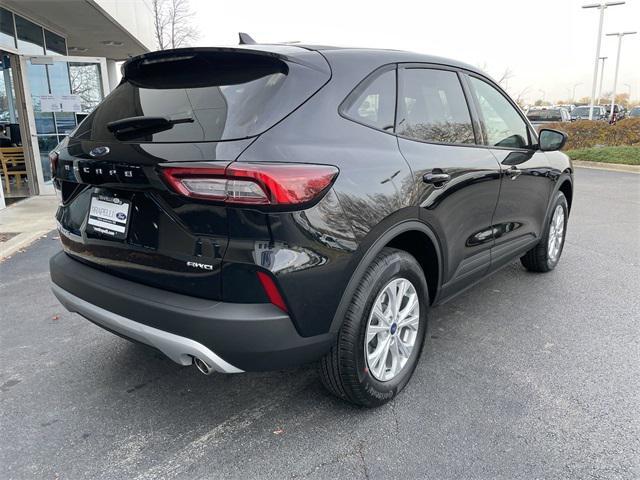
[89,146,110,158]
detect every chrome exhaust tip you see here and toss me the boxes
[193,356,213,375]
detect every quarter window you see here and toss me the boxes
[469,76,529,148]
[343,69,396,131]
[397,68,475,145]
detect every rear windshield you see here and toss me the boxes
[72,50,328,143]
[527,110,562,122]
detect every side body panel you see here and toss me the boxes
[398,139,501,299]
[488,147,556,271]
[236,52,414,335]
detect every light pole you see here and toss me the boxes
[596,57,607,103]
[582,2,625,120]
[572,82,583,102]
[606,31,637,121]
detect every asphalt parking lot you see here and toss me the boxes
[1,167,639,480]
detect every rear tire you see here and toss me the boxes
[319,248,428,407]
[521,191,568,273]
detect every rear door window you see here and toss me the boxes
[72,50,329,143]
[342,68,396,131]
[397,68,475,145]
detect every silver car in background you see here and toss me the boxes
[526,107,571,127]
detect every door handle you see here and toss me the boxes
[422,170,451,186]
[504,166,522,180]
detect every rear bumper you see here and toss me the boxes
[50,251,335,371]
[52,284,243,373]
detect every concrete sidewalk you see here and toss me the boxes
[572,160,640,174]
[0,195,57,259]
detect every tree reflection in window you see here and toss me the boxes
[398,69,475,145]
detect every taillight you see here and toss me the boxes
[49,151,59,178]
[160,163,339,206]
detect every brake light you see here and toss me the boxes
[256,271,288,313]
[160,163,338,206]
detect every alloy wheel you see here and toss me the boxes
[364,278,420,382]
[548,204,565,263]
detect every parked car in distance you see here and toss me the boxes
[526,107,571,126]
[556,104,576,114]
[629,106,640,118]
[49,44,574,407]
[571,105,607,121]
[604,104,625,121]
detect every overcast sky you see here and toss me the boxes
[190,0,640,104]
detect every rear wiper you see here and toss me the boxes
[107,115,194,140]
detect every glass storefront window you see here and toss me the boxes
[55,112,76,135]
[44,30,67,56]
[37,135,58,182]
[69,63,103,112]
[1,56,18,124]
[0,7,16,50]
[27,62,55,135]
[48,61,71,95]
[15,16,45,55]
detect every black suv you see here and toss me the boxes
[50,45,573,407]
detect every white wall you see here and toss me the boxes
[95,0,156,52]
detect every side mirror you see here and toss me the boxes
[538,128,567,151]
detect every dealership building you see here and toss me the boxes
[0,0,154,209]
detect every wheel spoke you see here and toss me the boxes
[395,281,408,317]
[386,284,398,320]
[398,313,419,330]
[369,335,390,375]
[388,339,400,377]
[366,324,388,343]
[372,304,391,326]
[377,337,392,378]
[396,336,412,359]
[397,293,418,323]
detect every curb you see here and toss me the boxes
[0,230,51,260]
[573,160,640,174]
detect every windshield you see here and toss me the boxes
[527,110,562,122]
[72,51,328,143]
[574,107,594,115]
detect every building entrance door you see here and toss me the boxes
[0,51,31,208]
[18,55,108,196]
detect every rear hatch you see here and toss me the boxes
[53,47,330,300]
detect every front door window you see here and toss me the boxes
[468,76,530,149]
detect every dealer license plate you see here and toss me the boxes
[87,194,131,240]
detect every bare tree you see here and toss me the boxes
[497,68,513,87]
[152,0,199,50]
[68,64,102,111]
[152,0,170,50]
[477,63,515,89]
[515,86,532,106]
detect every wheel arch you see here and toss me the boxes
[558,175,573,213]
[329,220,442,333]
[541,171,574,230]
